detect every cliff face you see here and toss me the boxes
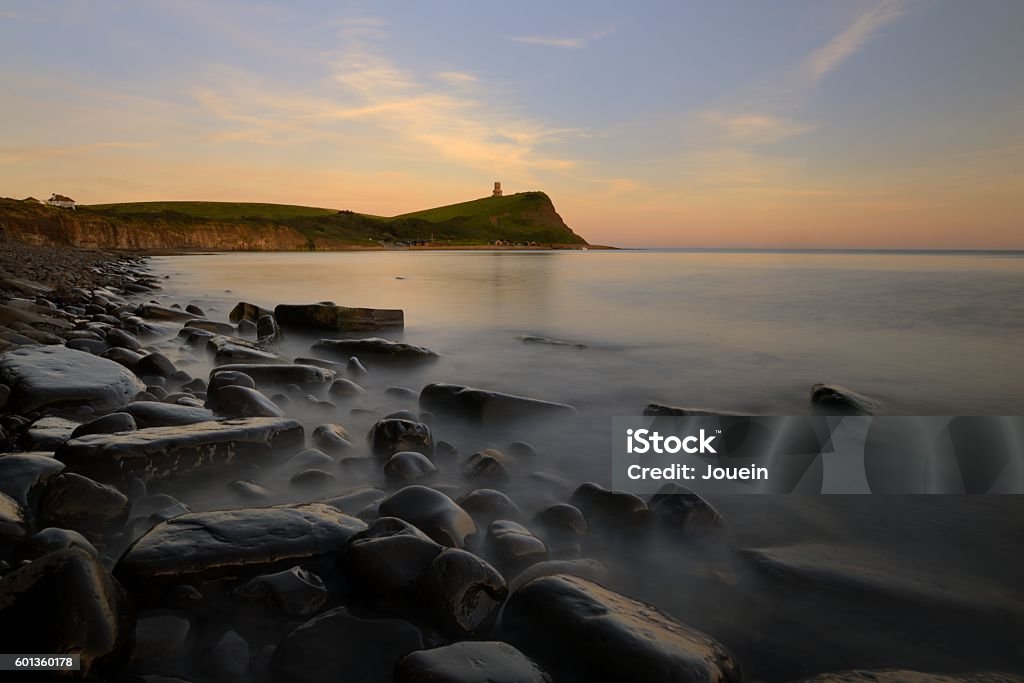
[0,203,309,251]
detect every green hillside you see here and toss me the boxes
[77,191,587,247]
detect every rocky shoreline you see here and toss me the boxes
[0,242,1020,682]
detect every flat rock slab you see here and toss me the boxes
[137,304,195,322]
[420,383,576,424]
[207,335,284,364]
[115,503,366,590]
[55,417,304,484]
[124,401,219,428]
[0,345,146,413]
[311,338,437,362]
[395,641,551,683]
[276,303,403,331]
[504,574,741,683]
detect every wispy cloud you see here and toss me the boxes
[436,71,477,85]
[700,111,815,145]
[509,27,614,49]
[806,0,908,81]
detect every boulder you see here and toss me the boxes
[486,520,548,573]
[509,559,608,593]
[384,451,438,482]
[37,472,130,538]
[570,482,652,532]
[135,352,177,378]
[124,401,218,428]
[342,517,444,602]
[276,303,404,332]
[257,314,281,342]
[290,468,337,489]
[115,503,366,592]
[458,489,523,526]
[207,335,283,364]
[56,417,304,485]
[270,607,422,683]
[0,452,65,509]
[287,448,336,469]
[0,345,146,413]
[378,486,476,548]
[0,548,135,678]
[463,449,510,483]
[71,412,137,438]
[234,566,328,618]
[138,304,195,322]
[311,338,436,363]
[102,346,145,373]
[368,418,433,458]
[648,484,725,534]
[14,527,99,562]
[328,378,367,399]
[23,416,80,450]
[504,575,741,683]
[420,383,576,424]
[229,302,274,324]
[312,424,354,455]
[210,363,334,388]
[395,642,551,683]
[417,548,507,638]
[105,328,143,351]
[212,385,285,418]
[184,318,235,335]
[0,491,28,545]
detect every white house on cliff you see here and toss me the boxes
[47,193,76,209]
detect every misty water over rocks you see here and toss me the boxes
[1,247,1022,682]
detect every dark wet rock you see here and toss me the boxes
[135,352,177,378]
[434,440,458,459]
[211,363,334,388]
[125,401,219,427]
[0,491,28,545]
[257,314,281,342]
[417,548,507,638]
[14,527,99,562]
[649,484,725,534]
[204,370,256,410]
[368,418,433,458]
[420,383,576,424]
[0,452,65,509]
[276,303,404,332]
[56,417,304,485]
[70,411,136,438]
[642,404,743,417]
[184,318,235,335]
[328,378,367,399]
[312,423,354,455]
[810,382,881,415]
[270,606,422,683]
[509,558,608,592]
[458,489,522,526]
[38,472,130,538]
[229,301,273,324]
[237,319,257,337]
[288,447,335,469]
[103,346,145,372]
[320,487,387,515]
[186,304,205,317]
[182,377,207,393]
[533,503,588,556]
[342,517,443,600]
[384,451,438,482]
[378,486,476,548]
[0,345,146,412]
[519,334,586,348]
[463,449,510,483]
[129,614,191,671]
[213,385,286,418]
[386,386,419,399]
[347,356,369,378]
[570,482,652,532]
[66,337,109,355]
[486,520,547,572]
[139,304,195,322]
[290,468,337,489]
[234,566,328,617]
[385,410,419,421]
[208,334,283,364]
[312,338,437,364]
[115,503,366,593]
[0,548,135,678]
[504,575,741,683]
[146,384,169,399]
[395,641,550,683]
[0,382,9,410]
[105,327,143,351]
[228,479,273,501]
[23,416,80,450]
[198,629,250,680]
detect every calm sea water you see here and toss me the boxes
[150,249,1024,416]
[146,249,1024,678]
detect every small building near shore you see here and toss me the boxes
[492,181,502,197]
[47,193,76,209]
[22,196,42,204]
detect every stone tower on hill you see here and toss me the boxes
[492,181,502,197]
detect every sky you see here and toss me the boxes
[1,0,1022,248]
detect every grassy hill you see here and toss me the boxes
[71,192,586,248]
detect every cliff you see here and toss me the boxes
[0,192,587,251]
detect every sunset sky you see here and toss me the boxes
[1,1,1022,248]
